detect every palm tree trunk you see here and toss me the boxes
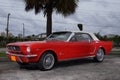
[46,8,52,36]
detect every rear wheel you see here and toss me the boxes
[38,52,55,71]
[94,48,105,62]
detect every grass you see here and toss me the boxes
[0,52,6,57]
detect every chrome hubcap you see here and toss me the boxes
[97,49,104,61]
[43,54,55,69]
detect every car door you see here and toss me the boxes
[67,33,95,58]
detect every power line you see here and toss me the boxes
[0,6,25,10]
[0,15,46,22]
[1,5,120,13]
[0,11,120,21]
[0,13,119,30]
[0,15,119,28]
[79,0,120,4]
[0,1,120,13]
[0,4,24,8]
[0,1,23,5]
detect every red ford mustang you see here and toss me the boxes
[6,31,112,70]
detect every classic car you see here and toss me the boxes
[6,31,112,70]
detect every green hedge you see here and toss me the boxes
[0,52,6,57]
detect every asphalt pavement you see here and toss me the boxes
[0,55,120,80]
[0,48,120,80]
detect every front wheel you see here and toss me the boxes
[38,52,55,71]
[94,49,105,62]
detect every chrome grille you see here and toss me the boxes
[7,46,20,51]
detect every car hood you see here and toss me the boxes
[7,40,65,47]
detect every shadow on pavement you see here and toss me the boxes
[20,58,96,70]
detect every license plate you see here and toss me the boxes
[11,56,16,61]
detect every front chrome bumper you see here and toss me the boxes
[6,52,37,58]
[6,52,37,63]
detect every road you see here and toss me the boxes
[0,55,120,80]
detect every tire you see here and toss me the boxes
[38,52,55,71]
[94,48,105,62]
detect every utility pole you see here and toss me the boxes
[23,23,25,39]
[6,13,10,38]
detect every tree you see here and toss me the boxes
[24,0,78,36]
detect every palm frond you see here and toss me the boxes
[54,0,79,16]
[24,0,44,14]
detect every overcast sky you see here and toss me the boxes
[0,0,120,36]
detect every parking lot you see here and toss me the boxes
[0,55,120,80]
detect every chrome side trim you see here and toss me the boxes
[6,52,37,58]
[59,55,95,62]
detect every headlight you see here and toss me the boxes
[26,47,31,53]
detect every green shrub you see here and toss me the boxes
[0,52,6,57]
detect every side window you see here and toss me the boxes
[80,34,92,42]
[70,33,92,42]
[75,34,85,41]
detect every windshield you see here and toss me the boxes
[46,32,72,41]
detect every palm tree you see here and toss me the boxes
[24,0,78,36]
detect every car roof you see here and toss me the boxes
[53,31,90,33]
[52,31,99,41]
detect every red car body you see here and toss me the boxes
[6,31,112,70]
